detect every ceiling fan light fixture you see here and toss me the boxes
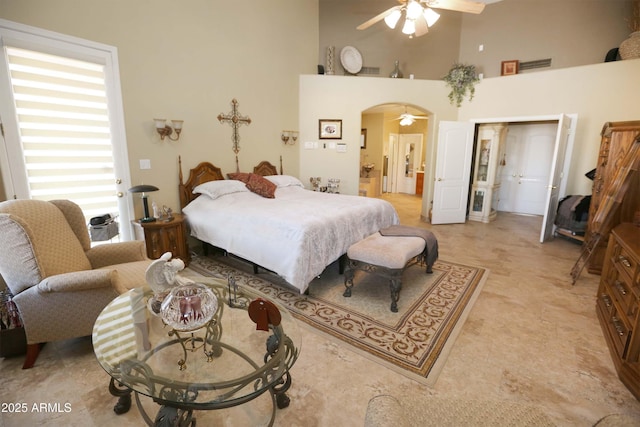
[406,1,424,20]
[424,7,441,27]
[400,116,414,126]
[384,9,402,29]
[401,18,416,35]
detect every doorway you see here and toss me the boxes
[392,134,423,195]
[361,103,428,197]
[498,122,558,215]
[433,114,576,241]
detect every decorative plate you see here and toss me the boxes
[340,46,363,74]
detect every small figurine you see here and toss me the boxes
[152,201,160,219]
[145,252,188,313]
[162,205,174,222]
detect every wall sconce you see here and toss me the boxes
[154,119,184,141]
[281,130,299,145]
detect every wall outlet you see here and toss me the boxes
[139,159,151,169]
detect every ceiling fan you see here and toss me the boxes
[392,107,428,126]
[357,0,486,38]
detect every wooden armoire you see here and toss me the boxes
[585,121,640,274]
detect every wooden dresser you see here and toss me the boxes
[596,223,640,399]
[140,213,191,266]
[585,121,640,274]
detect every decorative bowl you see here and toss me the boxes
[160,283,218,331]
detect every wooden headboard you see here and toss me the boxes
[178,156,225,209]
[253,160,279,176]
[178,155,285,209]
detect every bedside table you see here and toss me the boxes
[139,214,191,266]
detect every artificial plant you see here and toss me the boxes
[443,63,480,107]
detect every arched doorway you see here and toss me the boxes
[360,103,429,198]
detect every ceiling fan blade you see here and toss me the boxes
[414,15,429,37]
[426,0,485,14]
[357,5,402,30]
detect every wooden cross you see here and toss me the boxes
[217,98,251,172]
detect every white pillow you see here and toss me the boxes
[265,175,304,188]
[193,179,249,199]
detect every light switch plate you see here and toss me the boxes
[139,159,151,169]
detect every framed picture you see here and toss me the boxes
[501,60,519,76]
[319,119,342,139]
[360,128,367,149]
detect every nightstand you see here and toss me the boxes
[139,214,191,266]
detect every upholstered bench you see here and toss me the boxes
[344,225,438,312]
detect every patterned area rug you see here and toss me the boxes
[187,254,488,385]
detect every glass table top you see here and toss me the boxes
[92,278,300,411]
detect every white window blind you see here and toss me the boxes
[5,46,118,220]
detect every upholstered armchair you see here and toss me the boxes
[0,199,151,368]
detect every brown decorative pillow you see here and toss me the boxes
[246,173,277,198]
[227,172,251,183]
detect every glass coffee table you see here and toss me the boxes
[92,278,300,426]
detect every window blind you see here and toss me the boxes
[6,46,118,221]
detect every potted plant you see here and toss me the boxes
[443,63,480,107]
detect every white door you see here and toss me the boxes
[540,114,572,242]
[0,21,134,239]
[498,123,556,215]
[431,121,475,224]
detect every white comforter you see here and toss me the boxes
[183,185,399,293]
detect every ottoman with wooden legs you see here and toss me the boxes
[343,225,438,312]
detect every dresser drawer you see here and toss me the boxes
[597,290,614,316]
[606,312,632,358]
[615,246,638,279]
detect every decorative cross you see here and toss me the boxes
[217,98,251,172]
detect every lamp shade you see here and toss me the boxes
[129,184,159,223]
[129,184,159,193]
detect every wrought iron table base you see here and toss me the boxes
[107,331,293,427]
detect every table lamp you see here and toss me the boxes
[129,184,159,223]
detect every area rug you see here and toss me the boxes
[186,254,489,385]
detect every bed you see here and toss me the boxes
[178,158,399,294]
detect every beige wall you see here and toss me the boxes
[458,59,640,196]
[320,0,632,79]
[360,113,384,172]
[2,0,638,222]
[299,74,458,202]
[300,58,640,218]
[459,0,632,77]
[0,0,319,214]
[320,0,462,79]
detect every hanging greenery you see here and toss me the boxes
[443,63,480,107]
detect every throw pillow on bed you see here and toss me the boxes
[227,172,251,183]
[246,173,277,198]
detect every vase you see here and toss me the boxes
[390,60,403,78]
[620,31,640,60]
[326,46,335,75]
[161,283,218,331]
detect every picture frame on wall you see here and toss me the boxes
[360,128,367,149]
[501,60,519,76]
[319,119,342,139]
